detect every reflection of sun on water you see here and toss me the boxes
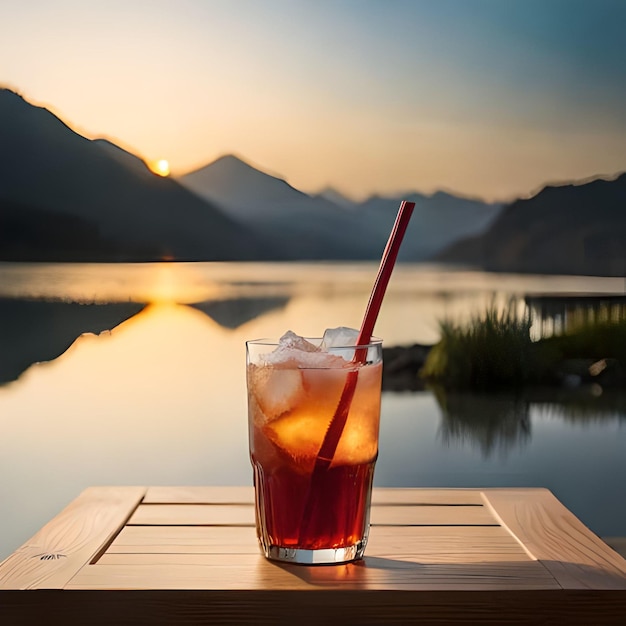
[150,159,170,176]
[0,301,249,478]
[146,263,220,304]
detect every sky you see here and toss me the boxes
[2,0,626,202]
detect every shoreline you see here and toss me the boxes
[382,344,626,392]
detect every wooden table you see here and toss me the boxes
[1,486,625,625]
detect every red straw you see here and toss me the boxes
[298,200,415,541]
[354,199,416,361]
[313,199,414,465]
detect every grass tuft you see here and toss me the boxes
[420,301,626,391]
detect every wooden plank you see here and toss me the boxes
[106,526,260,555]
[128,503,255,526]
[141,486,484,506]
[66,556,557,591]
[143,486,254,504]
[106,524,521,560]
[366,526,532,562]
[3,589,626,626]
[126,502,493,527]
[482,488,626,590]
[371,488,484,505]
[102,534,530,565]
[371,504,494,526]
[0,486,145,590]
[96,548,534,567]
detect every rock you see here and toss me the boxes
[554,358,625,389]
[382,344,433,391]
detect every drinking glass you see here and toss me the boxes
[246,337,383,564]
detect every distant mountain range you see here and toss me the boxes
[180,155,502,261]
[436,174,626,276]
[0,89,268,261]
[1,87,624,274]
[179,154,378,259]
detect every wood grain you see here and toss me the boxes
[0,486,145,590]
[371,504,494,526]
[127,502,494,527]
[366,525,532,562]
[106,525,260,554]
[141,486,485,506]
[106,524,527,561]
[4,590,626,626]
[371,488,484,505]
[142,485,254,504]
[482,488,626,589]
[128,503,255,526]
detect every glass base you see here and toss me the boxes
[262,540,366,565]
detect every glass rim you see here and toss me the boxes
[246,336,383,350]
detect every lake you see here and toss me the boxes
[1,261,625,560]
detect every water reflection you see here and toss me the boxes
[432,388,532,458]
[0,298,144,385]
[432,386,626,458]
[190,296,290,329]
[0,295,294,387]
[527,387,626,424]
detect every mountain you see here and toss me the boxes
[0,89,270,261]
[436,174,626,276]
[179,155,502,260]
[315,187,357,209]
[0,197,142,261]
[181,154,308,220]
[2,88,504,262]
[180,155,376,259]
[351,191,502,261]
[93,138,151,176]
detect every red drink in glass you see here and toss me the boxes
[247,334,382,564]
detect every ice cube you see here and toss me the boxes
[262,330,320,366]
[262,330,343,368]
[266,411,327,468]
[262,330,351,369]
[279,330,320,352]
[321,326,360,350]
[296,351,347,368]
[250,365,304,420]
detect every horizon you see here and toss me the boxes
[4,83,623,207]
[2,1,626,202]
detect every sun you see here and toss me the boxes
[150,159,170,177]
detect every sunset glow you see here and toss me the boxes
[1,1,625,201]
[151,159,170,177]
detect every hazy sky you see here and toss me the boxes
[2,0,626,201]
